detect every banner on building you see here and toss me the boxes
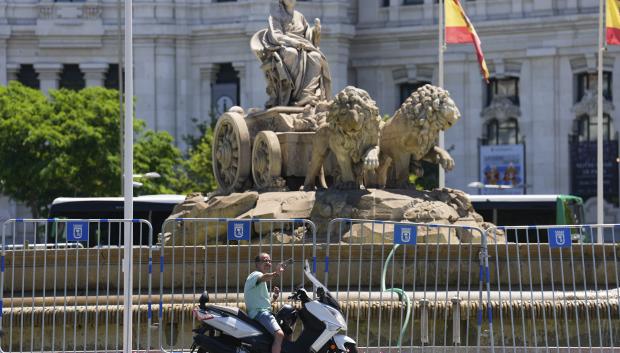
[479,144,525,195]
[569,139,619,205]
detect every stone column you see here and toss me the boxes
[34,63,62,95]
[200,65,217,123]
[6,63,19,83]
[423,0,434,21]
[247,58,268,109]
[155,38,176,134]
[443,53,472,191]
[388,0,399,23]
[232,61,247,108]
[524,47,557,194]
[80,63,108,87]
[175,38,191,148]
[511,0,524,17]
[0,39,7,85]
[135,38,157,130]
[533,0,553,14]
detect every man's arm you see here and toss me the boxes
[257,264,285,284]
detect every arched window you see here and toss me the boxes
[485,117,519,145]
[575,114,613,142]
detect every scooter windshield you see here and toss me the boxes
[303,259,331,295]
[303,259,341,311]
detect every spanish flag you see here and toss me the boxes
[607,0,620,45]
[445,0,489,82]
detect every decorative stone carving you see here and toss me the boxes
[165,188,504,245]
[375,84,460,188]
[251,0,332,108]
[481,96,521,121]
[572,89,614,117]
[303,86,382,190]
[196,3,504,242]
[38,3,102,20]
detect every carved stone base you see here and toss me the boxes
[163,188,503,245]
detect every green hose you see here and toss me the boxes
[380,244,411,346]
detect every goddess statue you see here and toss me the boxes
[251,0,332,108]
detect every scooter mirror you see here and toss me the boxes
[199,291,210,310]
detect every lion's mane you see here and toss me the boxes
[393,84,460,148]
[326,86,382,162]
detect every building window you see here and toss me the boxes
[574,114,613,142]
[382,0,390,6]
[576,71,612,103]
[17,64,40,89]
[212,63,240,116]
[104,64,124,91]
[484,118,519,145]
[400,81,430,104]
[403,0,424,5]
[59,64,85,91]
[54,0,86,2]
[486,77,519,107]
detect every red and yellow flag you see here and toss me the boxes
[607,0,620,45]
[445,0,489,82]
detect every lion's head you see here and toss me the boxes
[326,86,382,162]
[395,84,460,132]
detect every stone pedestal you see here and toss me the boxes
[80,62,108,87]
[6,63,19,83]
[34,63,62,94]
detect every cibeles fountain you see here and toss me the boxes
[165,0,504,245]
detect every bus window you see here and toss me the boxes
[469,194,586,243]
[47,195,194,247]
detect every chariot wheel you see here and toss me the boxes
[212,112,251,193]
[251,131,282,189]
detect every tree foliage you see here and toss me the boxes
[0,82,184,217]
[174,118,218,195]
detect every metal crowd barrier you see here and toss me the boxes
[0,218,154,353]
[324,218,491,351]
[158,217,317,352]
[485,224,620,351]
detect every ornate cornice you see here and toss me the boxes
[481,96,521,121]
[572,89,614,117]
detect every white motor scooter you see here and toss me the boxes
[190,260,357,353]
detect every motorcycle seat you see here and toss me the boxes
[207,305,272,336]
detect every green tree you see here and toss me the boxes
[0,82,183,217]
[173,118,218,194]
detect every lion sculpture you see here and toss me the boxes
[375,84,460,188]
[303,86,382,190]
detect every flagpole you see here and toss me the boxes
[123,0,134,352]
[439,0,446,188]
[597,0,604,241]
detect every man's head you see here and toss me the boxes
[255,252,273,273]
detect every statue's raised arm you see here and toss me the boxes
[251,0,332,108]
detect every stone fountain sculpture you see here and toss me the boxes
[164,0,503,245]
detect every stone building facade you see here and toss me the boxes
[1,0,619,221]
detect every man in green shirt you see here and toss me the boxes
[244,252,286,353]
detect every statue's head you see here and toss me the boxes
[281,0,296,9]
[395,84,461,133]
